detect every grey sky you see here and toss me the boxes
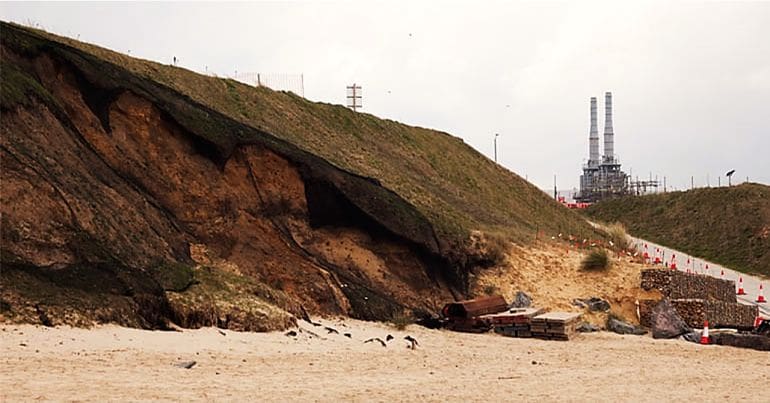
[3,1,769,192]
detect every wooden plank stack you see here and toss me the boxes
[530,312,582,341]
[486,307,544,338]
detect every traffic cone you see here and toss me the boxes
[737,277,746,295]
[757,284,766,303]
[700,320,710,345]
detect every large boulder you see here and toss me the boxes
[586,297,610,312]
[650,299,691,339]
[509,291,532,308]
[572,297,610,312]
[607,317,647,335]
[576,322,600,333]
[680,331,702,343]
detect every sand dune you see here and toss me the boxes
[2,319,767,402]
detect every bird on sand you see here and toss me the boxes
[325,326,339,334]
[385,334,394,342]
[404,335,419,350]
[364,338,387,347]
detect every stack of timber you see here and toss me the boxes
[530,312,582,341]
[487,307,545,338]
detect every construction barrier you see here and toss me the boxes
[737,277,746,295]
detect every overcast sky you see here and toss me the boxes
[3,1,769,192]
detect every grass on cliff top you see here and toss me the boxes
[585,183,770,277]
[0,61,59,110]
[2,21,600,247]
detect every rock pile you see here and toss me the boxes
[641,269,735,302]
[509,291,532,309]
[640,299,758,330]
[639,269,759,330]
[649,299,691,339]
[572,297,610,312]
[607,317,647,335]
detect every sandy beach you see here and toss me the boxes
[2,319,767,402]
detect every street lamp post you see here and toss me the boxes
[494,133,499,163]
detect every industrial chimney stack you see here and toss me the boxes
[588,97,600,166]
[577,91,630,203]
[603,92,614,162]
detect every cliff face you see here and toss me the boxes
[1,22,599,329]
[1,23,460,328]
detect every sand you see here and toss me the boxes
[474,241,658,324]
[2,319,768,402]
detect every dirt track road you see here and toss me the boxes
[631,237,769,318]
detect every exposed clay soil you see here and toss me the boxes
[1,47,455,328]
[473,241,661,325]
[1,25,639,333]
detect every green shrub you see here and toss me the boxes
[467,231,509,268]
[605,222,631,251]
[581,249,611,271]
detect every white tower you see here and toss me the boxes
[589,97,600,166]
[603,92,614,162]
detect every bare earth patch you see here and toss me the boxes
[1,320,767,402]
[472,241,661,324]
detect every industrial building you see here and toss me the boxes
[575,92,629,203]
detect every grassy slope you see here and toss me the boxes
[1,22,597,249]
[585,183,770,277]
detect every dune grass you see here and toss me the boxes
[581,249,611,271]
